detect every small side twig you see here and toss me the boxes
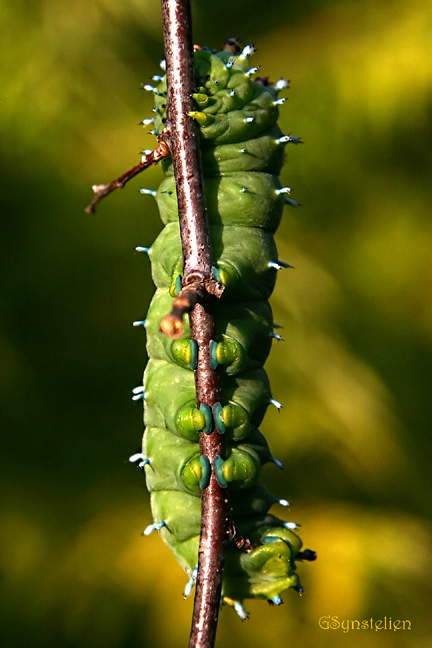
[84,141,169,214]
[160,283,207,338]
[160,280,224,339]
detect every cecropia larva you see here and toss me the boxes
[131,40,315,619]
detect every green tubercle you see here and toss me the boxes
[175,405,206,440]
[180,454,211,491]
[192,93,209,107]
[219,403,249,437]
[221,448,261,488]
[171,274,183,297]
[212,449,261,490]
[211,338,243,369]
[214,263,238,289]
[223,537,301,602]
[188,111,215,127]
[181,455,204,492]
[171,339,198,370]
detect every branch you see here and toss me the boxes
[84,142,169,214]
[160,2,227,647]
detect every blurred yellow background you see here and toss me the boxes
[1,0,431,646]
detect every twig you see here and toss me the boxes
[160,281,224,339]
[84,142,169,214]
[160,2,228,647]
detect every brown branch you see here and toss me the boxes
[189,302,228,648]
[84,141,169,214]
[160,2,227,647]
[161,2,213,283]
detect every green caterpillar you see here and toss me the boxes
[131,40,314,619]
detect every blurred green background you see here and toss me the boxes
[1,0,431,646]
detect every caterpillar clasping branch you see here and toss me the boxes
[86,3,315,644]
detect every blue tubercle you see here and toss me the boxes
[277,260,293,269]
[198,455,211,489]
[209,339,219,370]
[271,456,284,469]
[268,261,282,270]
[276,134,303,145]
[212,402,226,434]
[174,274,183,296]
[276,497,290,507]
[245,66,259,77]
[270,398,282,410]
[143,520,167,536]
[129,453,144,463]
[140,188,157,197]
[270,332,284,341]
[183,566,198,598]
[213,456,228,488]
[129,452,150,468]
[132,385,146,401]
[230,599,249,620]
[212,266,222,283]
[199,403,212,434]
[285,198,300,207]
[132,320,148,328]
[189,340,198,370]
[239,44,255,59]
[274,78,289,92]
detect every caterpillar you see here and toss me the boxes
[132,41,315,619]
